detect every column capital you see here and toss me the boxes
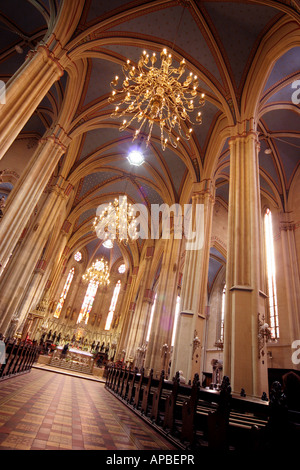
[34,259,48,274]
[39,126,71,153]
[61,220,72,235]
[143,289,155,304]
[132,266,139,276]
[228,118,259,145]
[279,212,295,231]
[191,179,215,203]
[145,245,155,258]
[35,43,64,77]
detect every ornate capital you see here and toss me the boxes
[279,212,295,232]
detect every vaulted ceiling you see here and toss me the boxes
[0,0,299,278]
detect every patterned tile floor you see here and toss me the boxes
[0,369,177,450]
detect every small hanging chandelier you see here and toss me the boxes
[93,195,138,245]
[82,257,110,286]
[109,48,205,151]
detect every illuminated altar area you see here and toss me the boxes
[50,345,95,374]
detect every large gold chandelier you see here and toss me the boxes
[93,196,138,245]
[82,257,110,285]
[109,48,205,151]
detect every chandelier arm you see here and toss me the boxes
[109,47,206,150]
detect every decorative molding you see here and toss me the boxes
[229,285,253,292]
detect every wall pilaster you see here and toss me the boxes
[223,119,268,397]
[171,180,215,382]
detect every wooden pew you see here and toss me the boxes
[117,366,126,396]
[133,368,145,409]
[112,366,121,392]
[150,370,165,424]
[207,375,231,451]
[0,339,40,381]
[104,366,299,452]
[127,367,139,404]
[113,366,122,393]
[121,367,131,399]
[181,374,200,445]
[141,369,153,416]
[163,371,180,433]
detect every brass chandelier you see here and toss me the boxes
[109,48,205,151]
[82,257,110,286]
[93,195,138,245]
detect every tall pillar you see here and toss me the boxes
[16,216,69,333]
[0,184,67,335]
[223,119,268,397]
[116,267,140,360]
[39,221,73,308]
[47,240,72,303]
[0,129,70,267]
[171,180,215,382]
[125,246,154,359]
[0,45,64,160]
[144,235,182,378]
[0,0,85,159]
[279,212,300,340]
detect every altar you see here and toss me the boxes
[50,346,94,374]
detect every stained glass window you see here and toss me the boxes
[105,280,121,330]
[77,280,99,325]
[54,267,75,318]
[220,284,226,343]
[118,264,126,274]
[264,208,279,339]
[146,293,157,342]
[171,295,181,346]
[74,251,82,262]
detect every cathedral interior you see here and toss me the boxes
[0,0,299,452]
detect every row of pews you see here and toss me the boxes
[0,337,40,381]
[105,365,300,452]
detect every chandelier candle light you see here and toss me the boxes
[93,195,138,245]
[82,257,110,286]
[109,49,205,151]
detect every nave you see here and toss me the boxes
[0,368,176,451]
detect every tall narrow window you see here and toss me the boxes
[218,284,226,343]
[171,295,181,347]
[264,208,279,339]
[77,280,99,324]
[146,293,157,342]
[105,280,121,330]
[54,267,75,318]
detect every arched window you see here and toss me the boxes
[74,251,82,262]
[220,284,226,343]
[77,280,99,325]
[146,293,157,342]
[105,280,121,330]
[171,295,181,347]
[118,264,126,274]
[264,208,279,339]
[54,267,75,318]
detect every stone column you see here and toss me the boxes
[0,0,85,159]
[0,129,70,267]
[279,213,300,341]
[0,184,67,335]
[223,119,268,397]
[125,246,154,359]
[16,219,70,333]
[47,237,72,303]
[144,235,182,378]
[0,45,64,160]
[116,268,139,361]
[171,180,215,382]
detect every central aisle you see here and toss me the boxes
[0,369,177,450]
